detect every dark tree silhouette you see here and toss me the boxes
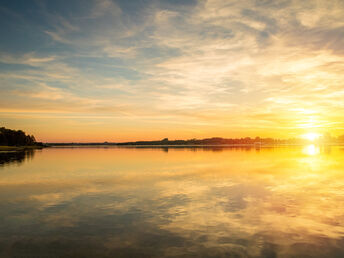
[0,127,37,146]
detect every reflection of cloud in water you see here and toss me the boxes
[0,147,344,257]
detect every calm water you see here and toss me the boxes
[1,146,344,257]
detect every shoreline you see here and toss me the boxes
[46,143,343,148]
[2,143,343,151]
[0,145,45,152]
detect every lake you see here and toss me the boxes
[0,146,344,257]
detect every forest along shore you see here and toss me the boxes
[0,127,44,152]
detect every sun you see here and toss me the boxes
[302,132,322,142]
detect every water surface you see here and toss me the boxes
[1,146,344,257]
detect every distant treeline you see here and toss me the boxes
[0,127,37,146]
[50,137,327,146]
[116,137,298,146]
[48,135,344,147]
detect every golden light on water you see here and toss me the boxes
[2,147,344,257]
[303,144,320,156]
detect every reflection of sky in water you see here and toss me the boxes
[1,147,344,257]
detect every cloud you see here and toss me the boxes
[1,0,344,140]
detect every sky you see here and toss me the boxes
[1,0,344,142]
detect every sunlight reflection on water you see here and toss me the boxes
[0,146,344,257]
[302,144,320,156]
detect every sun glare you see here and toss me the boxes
[302,132,322,141]
[303,144,320,155]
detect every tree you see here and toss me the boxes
[0,127,37,146]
